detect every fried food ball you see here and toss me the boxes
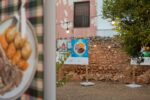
[17,59,28,71]
[6,43,16,59]
[14,34,27,49]
[5,27,17,43]
[0,34,8,50]
[21,42,32,60]
[12,51,21,65]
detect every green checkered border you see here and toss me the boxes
[0,0,44,99]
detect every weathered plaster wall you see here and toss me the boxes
[56,0,96,38]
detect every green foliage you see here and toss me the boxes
[56,73,72,87]
[103,0,150,57]
[56,52,71,87]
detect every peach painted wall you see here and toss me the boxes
[56,0,96,38]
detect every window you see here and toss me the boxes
[74,1,90,28]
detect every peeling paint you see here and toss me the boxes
[64,10,68,17]
[63,18,67,23]
[59,0,62,4]
[56,2,59,6]
[91,18,96,26]
[56,0,96,38]
[63,0,67,5]
[68,0,72,6]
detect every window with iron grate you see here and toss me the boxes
[74,1,90,28]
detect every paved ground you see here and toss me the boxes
[57,81,150,100]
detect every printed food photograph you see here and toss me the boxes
[0,17,37,99]
[71,39,88,58]
[75,42,85,54]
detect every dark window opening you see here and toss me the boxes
[74,1,90,28]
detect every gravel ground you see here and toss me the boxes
[57,81,150,100]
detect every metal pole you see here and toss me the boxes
[132,65,136,84]
[44,0,56,100]
[126,60,142,88]
[86,65,89,82]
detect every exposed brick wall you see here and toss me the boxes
[58,37,150,84]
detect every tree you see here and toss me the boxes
[102,0,150,57]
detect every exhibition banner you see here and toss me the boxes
[71,39,88,57]
[64,38,89,65]
[57,39,68,52]
[67,39,72,51]
[56,39,72,52]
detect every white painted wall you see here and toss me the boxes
[96,0,118,37]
